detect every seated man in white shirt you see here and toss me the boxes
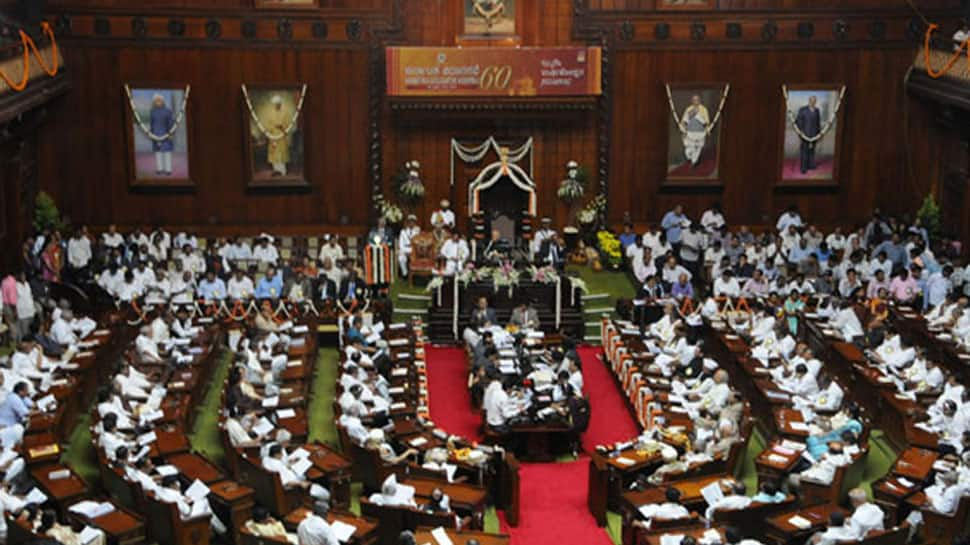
[154,475,227,535]
[845,488,885,539]
[779,364,819,398]
[632,487,691,529]
[296,500,339,545]
[713,269,741,298]
[812,511,857,545]
[704,481,752,520]
[830,301,864,343]
[796,443,853,486]
[134,325,163,364]
[262,443,331,501]
[367,474,417,508]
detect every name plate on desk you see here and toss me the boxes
[386,47,602,97]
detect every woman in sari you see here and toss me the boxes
[783,289,804,336]
[41,231,63,282]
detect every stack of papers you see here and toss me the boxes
[185,479,210,501]
[69,500,115,518]
[430,527,455,545]
[788,515,811,529]
[330,520,357,542]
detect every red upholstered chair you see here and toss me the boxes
[408,231,438,286]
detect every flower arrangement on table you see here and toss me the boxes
[597,229,623,269]
[578,194,607,227]
[457,263,521,295]
[528,265,560,285]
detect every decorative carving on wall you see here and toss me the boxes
[833,19,849,41]
[619,21,634,42]
[278,18,293,40]
[55,15,71,37]
[598,35,611,201]
[206,20,222,40]
[797,21,814,40]
[347,20,363,41]
[690,22,706,41]
[655,22,670,40]
[312,21,328,39]
[94,17,110,36]
[242,20,258,40]
[761,21,778,42]
[168,19,186,37]
[725,23,742,40]
[131,17,147,38]
[868,20,887,40]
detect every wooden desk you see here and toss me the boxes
[774,409,810,440]
[401,476,488,516]
[414,528,510,545]
[166,452,226,484]
[755,441,803,486]
[641,526,725,545]
[68,502,146,545]
[622,475,735,516]
[151,429,191,457]
[209,480,255,545]
[765,504,846,545]
[30,464,89,515]
[284,508,380,545]
[305,443,353,508]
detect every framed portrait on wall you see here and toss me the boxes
[664,82,729,187]
[242,84,309,188]
[123,84,193,188]
[657,0,717,10]
[463,0,518,36]
[254,0,318,8]
[778,84,846,187]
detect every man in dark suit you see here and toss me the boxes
[469,296,497,329]
[339,270,365,303]
[795,95,822,174]
[538,235,566,271]
[317,274,337,302]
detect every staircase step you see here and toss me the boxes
[399,294,431,302]
[393,308,427,315]
[584,307,614,314]
[583,335,602,343]
[585,321,601,327]
[582,293,609,300]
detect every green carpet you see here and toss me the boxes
[62,412,98,485]
[308,347,340,446]
[187,349,232,466]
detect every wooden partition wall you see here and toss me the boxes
[29,0,962,237]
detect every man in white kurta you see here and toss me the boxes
[680,95,710,166]
[438,232,470,276]
[397,215,420,277]
[296,501,339,545]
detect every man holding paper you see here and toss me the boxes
[297,500,339,545]
[262,444,331,502]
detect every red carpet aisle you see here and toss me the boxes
[577,346,640,451]
[424,345,638,545]
[424,346,483,440]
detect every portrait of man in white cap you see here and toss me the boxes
[246,86,305,184]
